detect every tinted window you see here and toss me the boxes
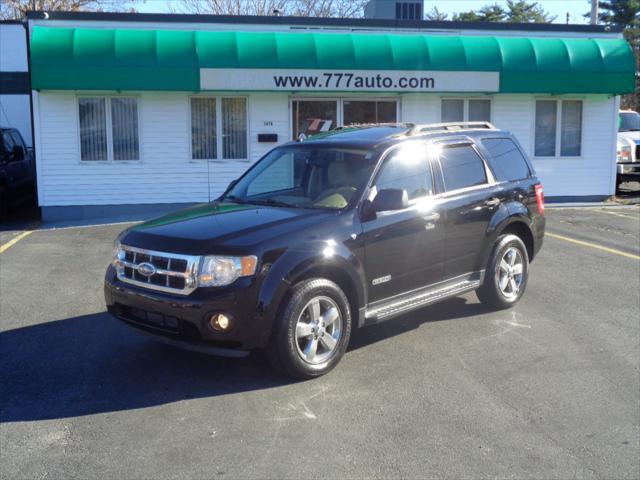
[440,145,487,191]
[482,138,531,182]
[375,147,433,200]
[2,131,16,155]
[9,131,26,150]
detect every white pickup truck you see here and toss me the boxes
[617,110,640,191]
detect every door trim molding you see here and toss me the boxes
[363,270,484,325]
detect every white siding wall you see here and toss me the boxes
[35,91,617,207]
[491,95,617,198]
[35,91,289,206]
[401,94,617,198]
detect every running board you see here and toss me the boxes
[364,279,481,324]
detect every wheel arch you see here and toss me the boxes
[496,220,535,261]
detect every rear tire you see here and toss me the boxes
[267,278,352,380]
[476,234,529,310]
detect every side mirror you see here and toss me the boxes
[11,145,25,162]
[372,188,409,212]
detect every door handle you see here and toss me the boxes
[485,197,501,207]
[422,212,440,222]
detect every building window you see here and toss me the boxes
[292,100,338,140]
[190,97,247,160]
[78,97,139,162]
[441,99,491,123]
[534,100,582,157]
[343,100,397,125]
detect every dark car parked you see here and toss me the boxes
[105,122,545,379]
[0,127,35,221]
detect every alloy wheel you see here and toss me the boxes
[497,247,524,299]
[295,296,342,365]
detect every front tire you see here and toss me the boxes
[476,234,529,310]
[267,278,352,380]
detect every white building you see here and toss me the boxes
[25,11,635,221]
[0,21,32,146]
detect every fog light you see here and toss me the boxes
[209,313,233,332]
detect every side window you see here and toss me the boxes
[2,131,16,155]
[439,145,487,191]
[9,131,26,150]
[375,147,433,200]
[481,138,531,182]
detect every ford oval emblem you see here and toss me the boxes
[137,262,156,277]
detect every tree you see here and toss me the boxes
[452,0,554,23]
[598,0,640,26]
[425,6,448,21]
[452,3,507,22]
[506,0,556,22]
[291,0,368,17]
[596,0,640,111]
[175,0,368,17]
[175,0,289,16]
[0,0,137,20]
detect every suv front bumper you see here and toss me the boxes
[617,163,640,176]
[104,265,270,354]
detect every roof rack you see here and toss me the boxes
[334,122,416,130]
[407,122,497,136]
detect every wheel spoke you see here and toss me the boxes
[507,249,517,266]
[308,299,321,322]
[303,337,318,361]
[512,263,523,276]
[320,333,337,351]
[509,278,518,293]
[500,259,510,273]
[296,322,314,339]
[499,273,509,291]
[323,307,339,327]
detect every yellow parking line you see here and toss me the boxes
[0,230,34,254]
[546,232,640,260]
[590,209,639,220]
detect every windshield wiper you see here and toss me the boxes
[220,194,247,204]
[246,198,298,208]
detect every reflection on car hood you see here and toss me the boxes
[121,202,332,254]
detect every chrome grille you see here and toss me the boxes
[635,144,640,161]
[115,245,200,295]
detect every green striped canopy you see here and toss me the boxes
[30,26,636,94]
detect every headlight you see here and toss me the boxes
[198,255,258,287]
[617,144,632,162]
[112,239,122,266]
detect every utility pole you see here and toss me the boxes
[590,0,599,25]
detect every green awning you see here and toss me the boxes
[30,26,636,94]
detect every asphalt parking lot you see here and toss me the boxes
[1,207,639,479]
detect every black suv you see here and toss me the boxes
[105,123,545,379]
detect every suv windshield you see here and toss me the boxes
[222,145,377,209]
[619,112,640,132]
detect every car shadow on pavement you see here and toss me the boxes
[0,297,487,423]
[349,296,490,350]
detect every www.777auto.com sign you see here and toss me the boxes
[200,69,499,92]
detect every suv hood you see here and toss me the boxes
[619,131,640,142]
[121,202,333,254]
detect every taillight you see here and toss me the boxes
[535,184,545,215]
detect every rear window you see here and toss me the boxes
[439,145,487,191]
[482,138,531,182]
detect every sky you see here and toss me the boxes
[136,0,594,25]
